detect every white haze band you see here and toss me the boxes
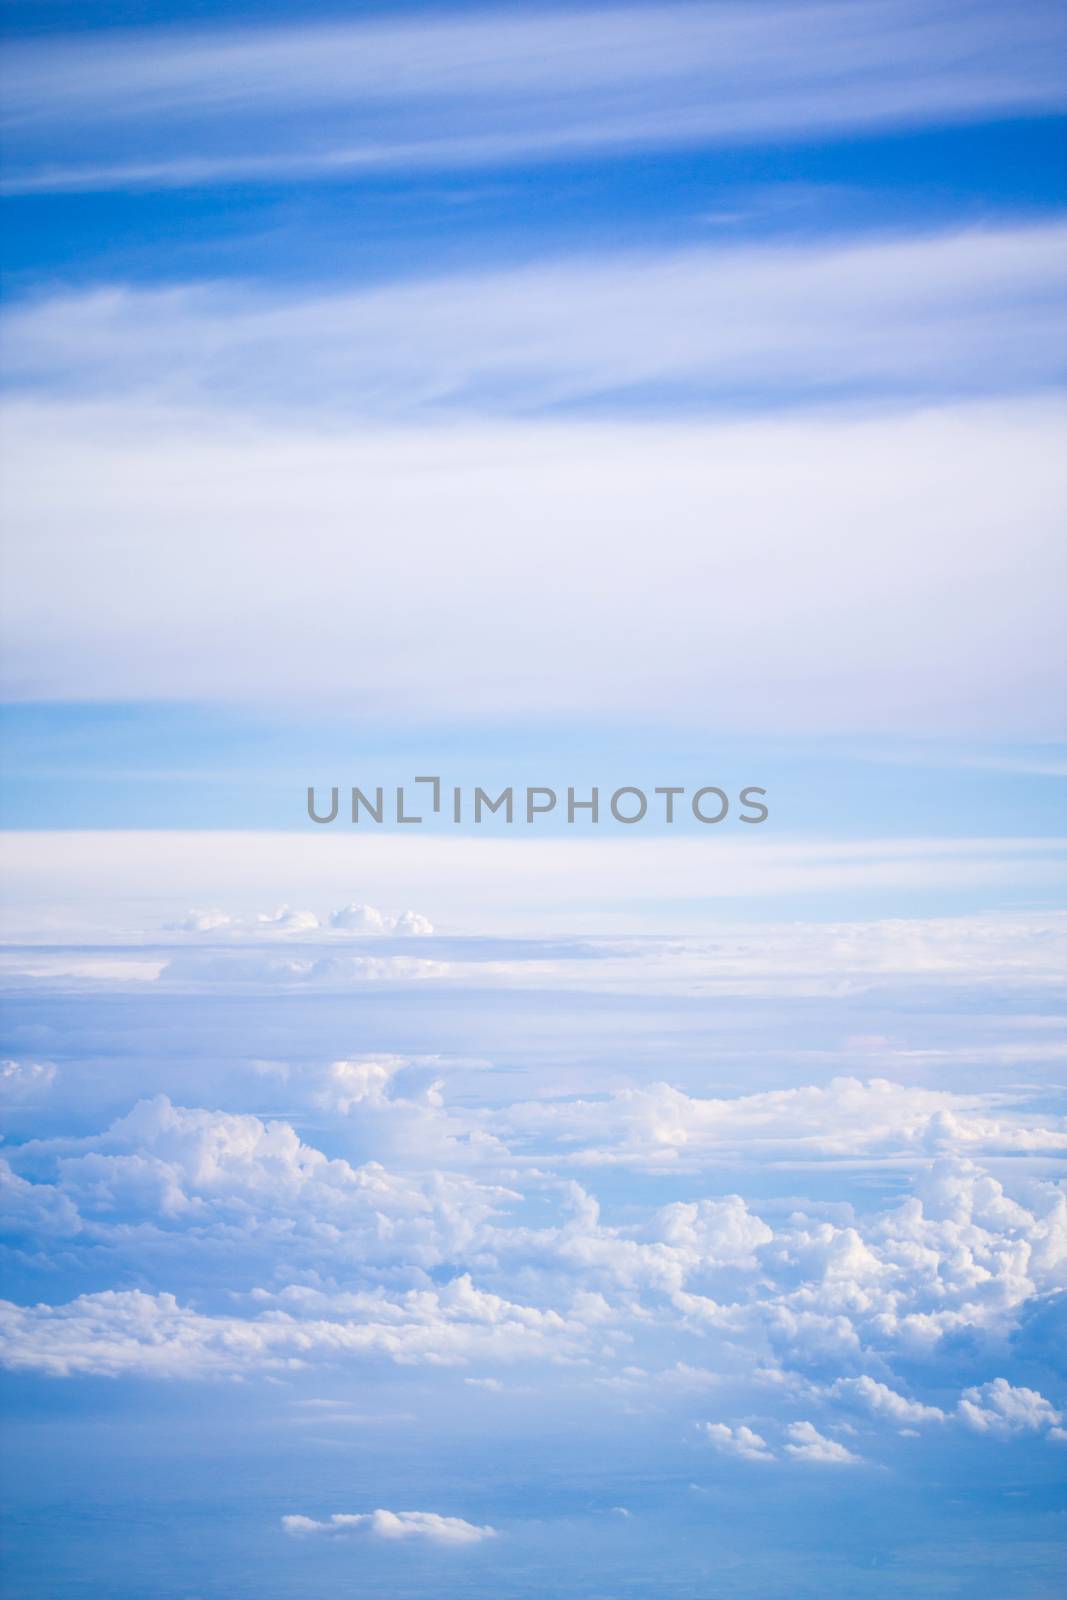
[306,781,769,826]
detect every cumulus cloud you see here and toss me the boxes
[2,1069,1066,1476]
[4,1094,507,1271]
[700,1423,774,1461]
[310,1056,414,1112]
[509,1185,776,1297]
[667,1154,1067,1384]
[256,906,321,933]
[503,1075,1067,1170]
[300,1057,510,1168]
[281,1509,496,1543]
[957,1378,1062,1436]
[5,1083,1067,1379]
[782,1421,862,1465]
[331,903,433,935]
[829,1376,946,1426]
[173,902,433,937]
[0,1275,587,1379]
[0,1157,81,1240]
[702,1419,863,1463]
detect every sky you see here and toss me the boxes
[1,3,1066,1597]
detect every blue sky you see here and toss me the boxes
[1,4,1066,1597]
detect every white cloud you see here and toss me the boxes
[957,1379,1062,1436]
[511,1185,774,1295]
[0,1157,81,1240]
[2,1062,1065,1461]
[281,1509,496,1544]
[3,1110,1066,1468]
[310,1056,413,1112]
[258,906,321,932]
[829,1376,945,1426]
[3,395,1065,731]
[0,1276,587,1379]
[782,1420,862,1464]
[6,228,1066,412]
[173,902,433,937]
[7,1094,507,1267]
[703,1418,865,1463]
[671,1155,1067,1378]
[329,904,433,936]
[4,2,1065,192]
[700,1422,774,1461]
[504,1076,1067,1170]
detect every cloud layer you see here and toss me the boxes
[4,396,1064,729]
[5,225,1067,412]
[4,1,1065,192]
[3,1078,1065,1458]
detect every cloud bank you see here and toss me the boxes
[4,396,1064,731]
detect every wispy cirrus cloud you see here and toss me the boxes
[3,1,1065,193]
[5,224,1066,411]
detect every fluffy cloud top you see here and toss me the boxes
[3,1092,508,1270]
[175,902,433,937]
[3,1079,1066,1442]
[957,1379,1062,1436]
